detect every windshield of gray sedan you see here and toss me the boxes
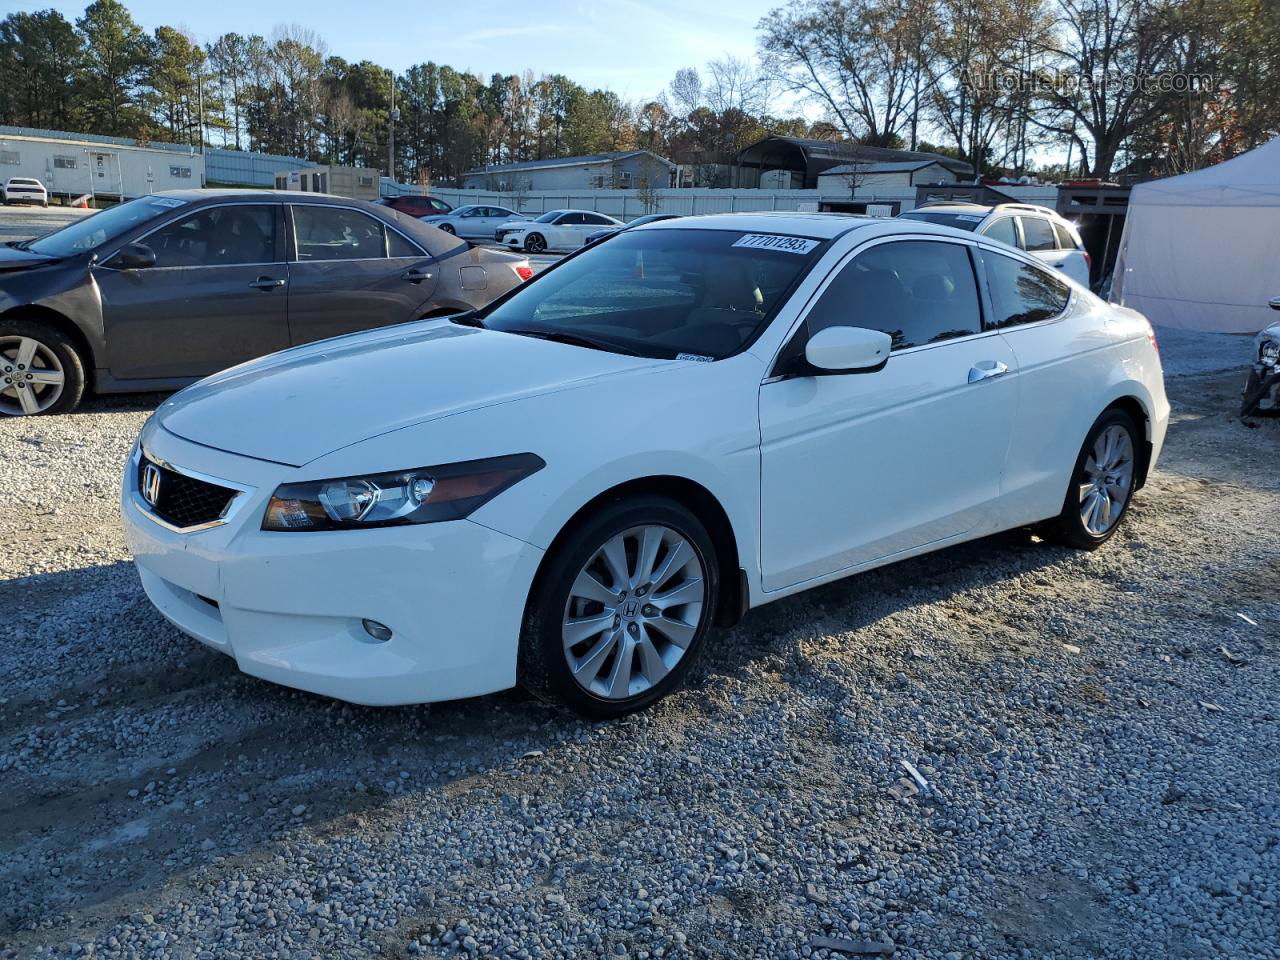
[482,229,825,359]
[26,196,188,256]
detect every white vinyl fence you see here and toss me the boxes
[410,184,1057,221]
[419,187,887,219]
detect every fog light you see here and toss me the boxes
[361,619,393,643]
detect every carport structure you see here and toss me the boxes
[733,136,974,189]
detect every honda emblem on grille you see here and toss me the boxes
[141,463,162,507]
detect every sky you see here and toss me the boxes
[34,0,789,108]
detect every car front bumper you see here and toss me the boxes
[121,427,544,706]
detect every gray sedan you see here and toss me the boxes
[0,190,532,415]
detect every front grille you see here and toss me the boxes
[139,457,238,529]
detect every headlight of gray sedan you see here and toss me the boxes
[262,454,544,531]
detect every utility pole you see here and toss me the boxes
[197,71,205,155]
[388,70,398,182]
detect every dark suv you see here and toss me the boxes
[382,195,453,217]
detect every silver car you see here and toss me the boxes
[422,205,529,240]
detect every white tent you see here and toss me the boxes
[1112,137,1280,334]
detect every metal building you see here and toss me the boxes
[0,127,205,200]
[274,165,381,201]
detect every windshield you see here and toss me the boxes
[481,228,825,360]
[534,210,565,223]
[26,196,186,256]
[898,210,983,232]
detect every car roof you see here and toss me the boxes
[152,189,379,205]
[907,203,992,215]
[638,212,1006,247]
[639,211,879,239]
[909,202,1068,221]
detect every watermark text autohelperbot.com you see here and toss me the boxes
[962,70,1217,96]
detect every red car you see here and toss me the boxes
[381,195,453,218]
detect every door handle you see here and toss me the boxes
[402,269,433,283]
[968,360,1009,383]
[249,276,286,290]
[1052,262,1066,268]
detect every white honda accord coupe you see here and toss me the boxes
[122,213,1169,718]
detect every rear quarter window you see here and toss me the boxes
[982,250,1071,327]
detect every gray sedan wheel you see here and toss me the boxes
[0,320,86,416]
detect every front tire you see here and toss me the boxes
[0,319,85,416]
[439,223,455,234]
[519,497,719,719]
[1042,409,1140,550]
[524,233,547,254]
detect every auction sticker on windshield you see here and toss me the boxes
[731,234,819,255]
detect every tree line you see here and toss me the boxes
[0,0,1276,185]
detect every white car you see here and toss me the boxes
[421,204,527,240]
[3,177,48,206]
[122,213,1169,718]
[501,209,623,253]
[900,202,1091,287]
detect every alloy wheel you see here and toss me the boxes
[562,524,705,701]
[0,335,65,416]
[526,234,546,254]
[1078,423,1134,535]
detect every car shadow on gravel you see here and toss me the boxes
[705,526,1070,674]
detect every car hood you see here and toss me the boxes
[0,243,57,272]
[156,321,665,467]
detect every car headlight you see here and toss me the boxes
[1261,339,1279,366]
[261,453,544,531]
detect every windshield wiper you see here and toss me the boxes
[502,328,641,356]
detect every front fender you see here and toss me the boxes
[303,353,768,589]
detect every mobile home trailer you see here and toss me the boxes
[0,130,205,201]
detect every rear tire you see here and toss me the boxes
[519,497,719,719]
[1041,409,1140,550]
[0,318,86,416]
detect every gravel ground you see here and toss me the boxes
[1,364,1278,960]
[1152,326,1257,378]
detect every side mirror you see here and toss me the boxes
[803,325,892,373]
[1268,296,1280,311]
[106,242,156,270]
